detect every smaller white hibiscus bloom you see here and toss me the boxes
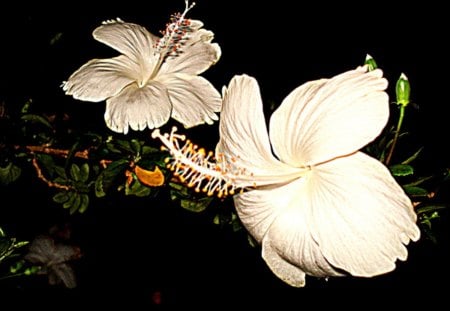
[152,67,420,287]
[63,1,221,134]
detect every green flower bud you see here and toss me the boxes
[396,73,411,107]
[364,54,378,71]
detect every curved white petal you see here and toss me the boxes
[159,28,221,75]
[217,75,301,188]
[156,73,221,128]
[63,56,136,102]
[93,20,158,78]
[104,81,171,134]
[235,178,343,287]
[269,67,389,167]
[309,152,420,277]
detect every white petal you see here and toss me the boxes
[104,82,171,134]
[157,73,221,127]
[159,28,221,75]
[93,20,159,74]
[309,152,420,277]
[217,75,300,188]
[63,56,136,102]
[235,178,343,287]
[269,67,389,167]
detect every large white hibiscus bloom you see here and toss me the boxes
[63,5,221,134]
[153,66,420,287]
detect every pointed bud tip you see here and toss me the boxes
[399,73,408,80]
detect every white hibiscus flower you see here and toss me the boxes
[152,66,420,287]
[63,1,221,134]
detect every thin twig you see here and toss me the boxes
[22,145,89,159]
[32,158,72,190]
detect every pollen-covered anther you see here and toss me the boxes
[155,0,196,59]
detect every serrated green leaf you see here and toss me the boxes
[79,163,89,183]
[213,214,220,225]
[63,192,76,209]
[180,196,213,213]
[53,191,70,204]
[403,185,429,197]
[0,162,22,185]
[390,164,414,176]
[21,114,53,130]
[70,164,81,181]
[125,180,151,197]
[78,194,90,213]
[69,193,82,214]
[95,175,106,198]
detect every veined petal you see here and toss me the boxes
[269,66,389,167]
[235,178,343,287]
[159,28,221,75]
[309,152,420,277]
[93,20,159,77]
[157,73,221,127]
[63,55,136,102]
[104,81,171,134]
[217,75,300,188]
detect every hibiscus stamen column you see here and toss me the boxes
[152,127,250,198]
[150,1,196,79]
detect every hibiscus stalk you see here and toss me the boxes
[385,73,410,166]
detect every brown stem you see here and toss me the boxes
[31,158,72,191]
[22,145,89,159]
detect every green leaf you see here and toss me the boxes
[63,192,76,209]
[106,142,122,154]
[417,205,446,215]
[403,185,429,197]
[125,180,151,197]
[115,139,133,153]
[69,193,82,214]
[142,146,159,155]
[95,159,129,197]
[131,139,142,154]
[21,114,53,130]
[0,162,22,185]
[390,164,414,176]
[180,196,213,213]
[54,166,67,179]
[53,191,70,204]
[78,194,90,213]
[79,163,90,183]
[401,147,423,165]
[70,164,81,181]
[404,175,433,187]
[50,32,63,45]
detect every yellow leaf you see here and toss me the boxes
[134,165,164,187]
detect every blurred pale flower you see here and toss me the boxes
[25,235,81,288]
[153,67,420,287]
[63,1,221,134]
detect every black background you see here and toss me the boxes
[1,0,449,307]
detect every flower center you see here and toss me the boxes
[152,127,253,198]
